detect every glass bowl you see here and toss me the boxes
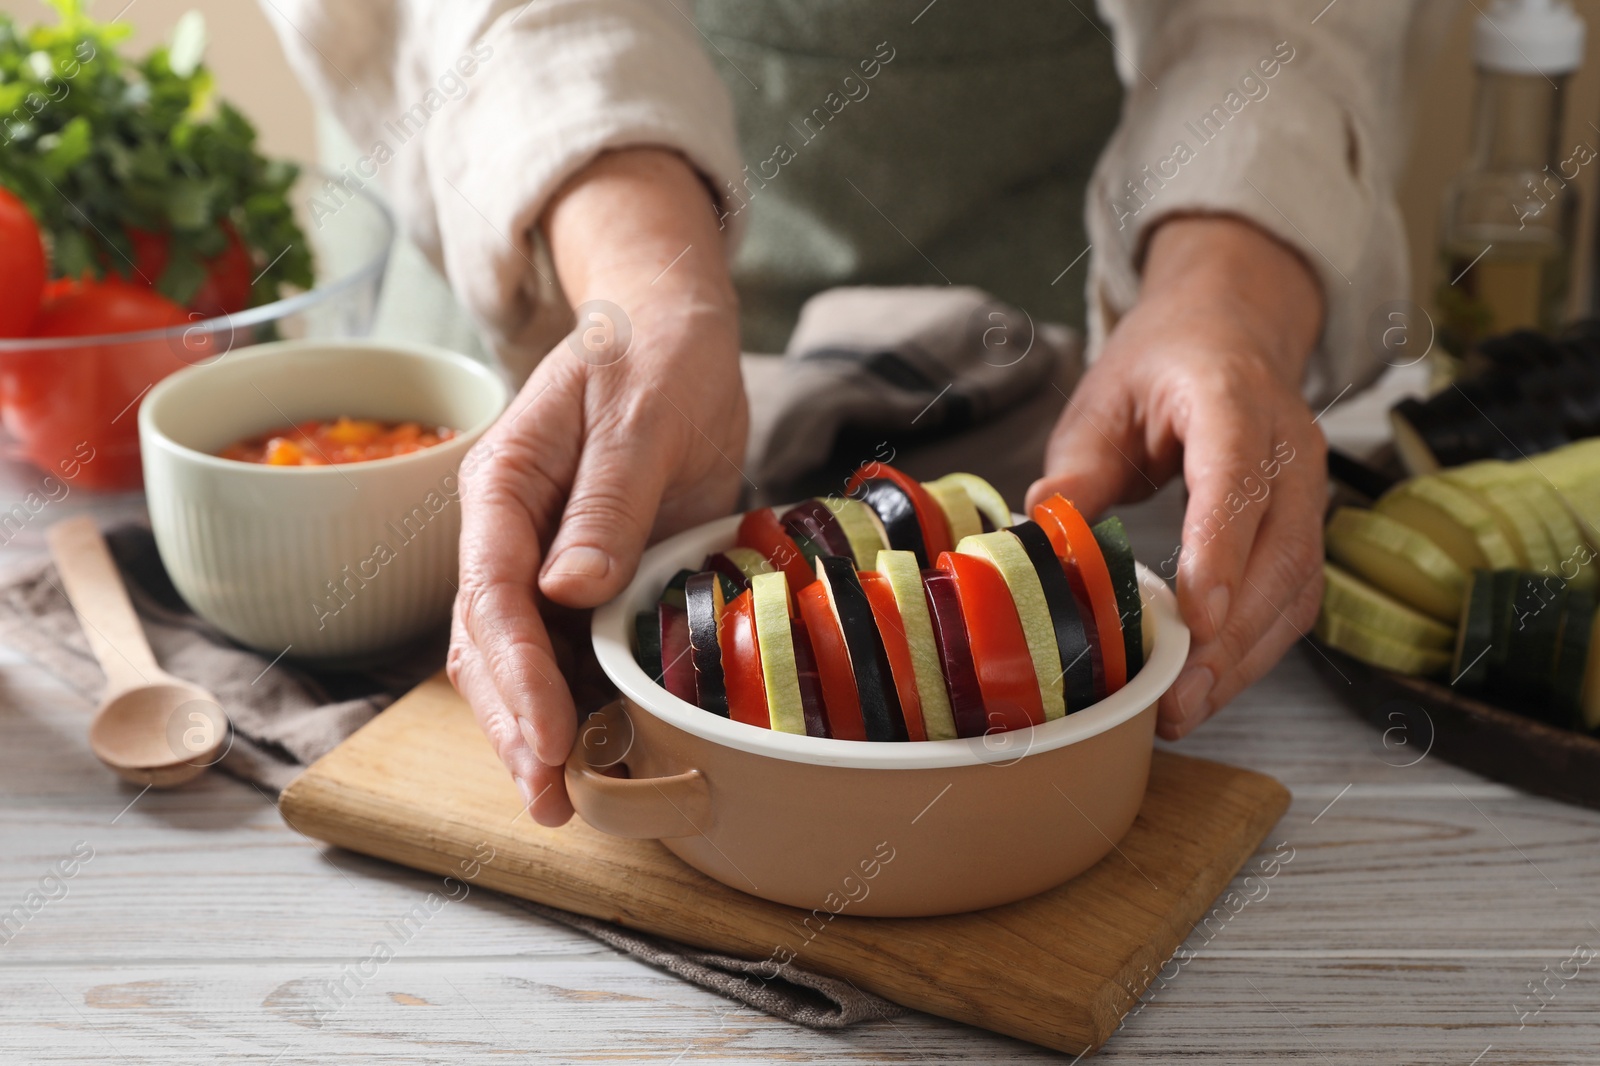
[0,169,395,492]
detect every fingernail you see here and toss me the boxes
[1205,586,1231,637]
[546,546,610,580]
[516,715,539,755]
[1172,666,1215,730]
[514,775,534,809]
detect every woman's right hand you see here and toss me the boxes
[448,148,747,826]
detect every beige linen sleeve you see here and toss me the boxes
[1088,0,1459,403]
[260,0,742,357]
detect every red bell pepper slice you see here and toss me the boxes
[845,462,954,562]
[857,570,927,741]
[736,508,814,597]
[718,590,771,729]
[796,582,867,741]
[1032,494,1127,695]
[936,551,1044,732]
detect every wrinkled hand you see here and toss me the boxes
[449,149,746,825]
[1026,216,1328,740]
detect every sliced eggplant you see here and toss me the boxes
[781,500,853,559]
[684,571,729,717]
[659,602,698,705]
[790,619,832,738]
[702,552,756,594]
[816,556,907,742]
[1092,516,1144,678]
[1011,520,1097,712]
[856,478,930,566]
[922,567,988,738]
[1062,563,1106,701]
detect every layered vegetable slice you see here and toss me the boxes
[659,601,698,705]
[858,570,927,741]
[1092,516,1144,678]
[1324,507,1467,623]
[820,496,888,567]
[922,477,983,544]
[1010,520,1097,712]
[955,530,1065,720]
[922,567,988,738]
[796,582,867,741]
[876,550,959,740]
[936,550,1045,732]
[928,472,1012,532]
[816,556,908,742]
[736,509,813,596]
[684,572,730,717]
[1033,494,1127,694]
[849,477,931,566]
[847,463,952,564]
[750,572,806,734]
[1323,562,1455,650]
[790,620,833,738]
[719,589,770,729]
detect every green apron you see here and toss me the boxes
[692,0,1121,352]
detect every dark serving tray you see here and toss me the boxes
[1308,641,1600,810]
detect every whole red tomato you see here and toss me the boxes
[2,278,202,490]
[121,223,254,317]
[0,188,47,337]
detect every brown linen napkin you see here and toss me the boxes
[0,523,904,1028]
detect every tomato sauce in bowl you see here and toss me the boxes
[219,417,457,466]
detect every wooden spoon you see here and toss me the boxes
[47,517,229,787]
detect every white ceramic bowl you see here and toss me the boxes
[139,340,507,661]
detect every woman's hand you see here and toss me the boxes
[449,148,746,825]
[1026,215,1328,741]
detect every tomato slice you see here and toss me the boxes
[935,551,1044,732]
[718,590,771,729]
[846,462,953,563]
[736,509,814,597]
[1033,495,1127,694]
[796,582,867,741]
[857,570,926,741]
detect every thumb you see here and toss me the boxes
[1025,394,1151,521]
[540,428,670,609]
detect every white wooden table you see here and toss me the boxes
[4,389,1599,1063]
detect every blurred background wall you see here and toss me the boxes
[4,0,1600,326]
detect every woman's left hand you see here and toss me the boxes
[1026,215,1329,740]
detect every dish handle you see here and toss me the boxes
[564,701,711,839]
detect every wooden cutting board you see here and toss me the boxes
[279,673,1290,1055]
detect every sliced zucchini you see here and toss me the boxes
[922,477,983,543]
[1324,507,1468,623]
[1480,482,1558,573]
[956,530,1065,720]
[927,472,1012,532]
[818,496,888,568]
[1581,601,1600,732]
[1374,476,1519,571]
[751,572,806,734]
[1500,573,1566,713]
[1509,479,1592,593]
[1092,516,1144,676]
[1322,562,1454,650]
[1314,607,1451,677]
[875,549,957,740]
